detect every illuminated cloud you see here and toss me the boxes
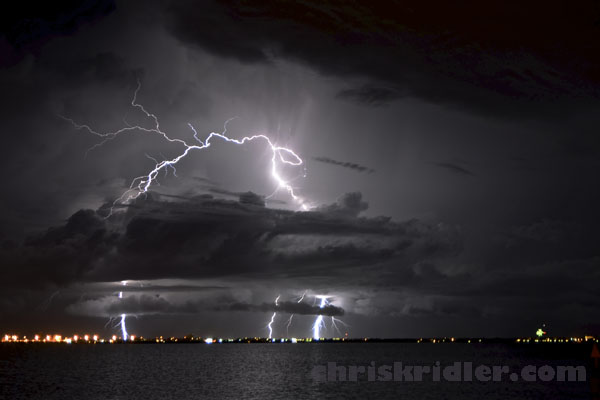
[68,294,345,318]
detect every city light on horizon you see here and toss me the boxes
[1,332,597,345]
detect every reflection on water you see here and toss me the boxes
[0,343,592,399]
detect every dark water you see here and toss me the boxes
[0,343,595,399]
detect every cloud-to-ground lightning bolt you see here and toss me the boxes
[119,314,128,341]
[118,281,128,341]
[311,296,348,339]
[312,296,328,340]
[267,295,280,339]
[285,290,307,337]
[61,81,309,216]
[311,296,347,339]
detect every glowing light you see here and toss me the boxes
[93,335,98,342]
[536,328,547,337]
[84,335,89,342]
[204,338,213,344]
[61,81,309,216]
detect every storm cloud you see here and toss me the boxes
[1,1,599,338]
[164,0,600,117]
[0,191,460,289]
[68,292,345,318]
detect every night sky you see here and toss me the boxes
[1,0,599,339]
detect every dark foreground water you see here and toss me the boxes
[0,343,596,399]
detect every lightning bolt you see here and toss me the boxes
[104,316,117,329]
[285,290,307,337]
[61,81,309,216]
[297,290,307,303]
[61,83,340,341]
[267,295,280,339]
[313,296,348,339]
[118,281,128,341]
[284,315,294,337]
[312,296,328,340]
[312,296,348,339]
[119,314,128,342]
[330,316,349,336]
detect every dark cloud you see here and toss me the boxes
[0,192,459,290]
[83,282,231,294]
[0,0,116,66]
[433,161,475,177]
[491,218,598,267]
[313,156,375,174]
[164,0,600,117]
[336,85,404,107]
[207,187,287,205]
[68,293,345,317]
[0,209,114,289]
[2,192,599,335]
[238,191,265,207]
[160,188,287,205]
[315,192,369,217]
[223,301,344,317]
[76,52,143,84]
[69,294,186,316]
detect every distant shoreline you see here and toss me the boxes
[2,336,597,345]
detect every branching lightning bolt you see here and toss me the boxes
[312,296,347,339]
[330,316,349,336]
[60,83,348,341]
[61,81,309,216]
